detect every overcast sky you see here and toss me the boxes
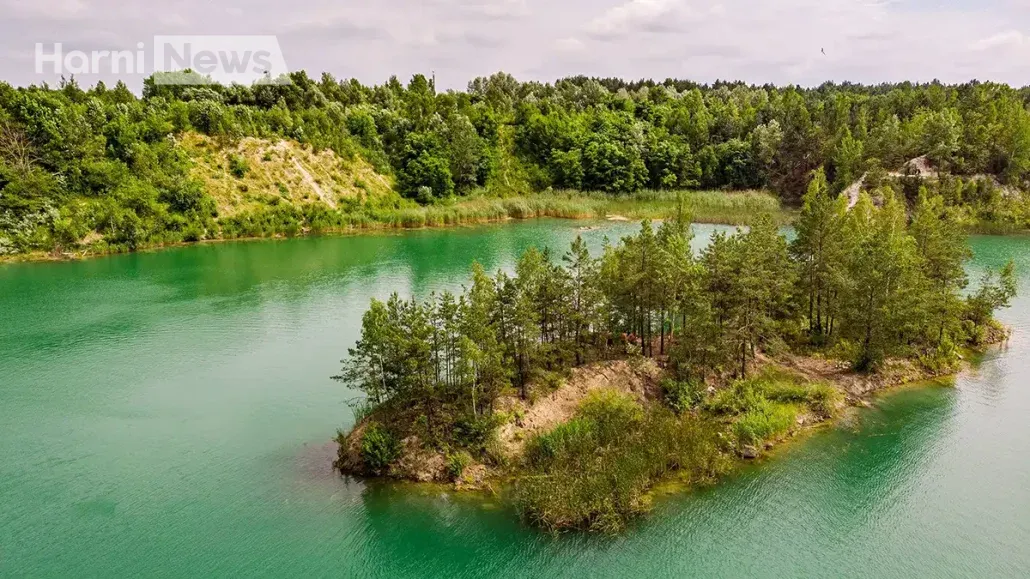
[3,0,1030,91]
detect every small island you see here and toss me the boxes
[332,173,1016,533]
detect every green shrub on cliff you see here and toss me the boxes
[661,379,706,414]
[360,423,400,474]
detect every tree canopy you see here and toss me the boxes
[5,72,1030,256]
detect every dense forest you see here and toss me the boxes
[334,180,1016,531]
[3,72,1030,257]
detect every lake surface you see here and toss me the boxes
[2,221,1029,578]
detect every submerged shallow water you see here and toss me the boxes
[1,222,1029,578]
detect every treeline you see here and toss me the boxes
[5,72,1030,255]
[337,180,1016,448]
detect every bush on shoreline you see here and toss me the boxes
[514,390,730,533]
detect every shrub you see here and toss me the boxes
[828,339,860,368]
[755,375,842,416]
[347,398,377,424]
[181,223,204,242]
[228,154,249,178]
[919,337,961,374]
[524,418,594,467]
[451,413,502,451]
[577,389,643,442]
[661,379,706,414]
[360,423,400,474]
[446,451,473,480]
[705,372,841,418]
[514,393,729,533]
[705,380,767,415]
[732,401,797,446]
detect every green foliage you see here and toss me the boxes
[227,154,249,178]
[661,379,705,414]
[838,192,928,370]
[706,371,841,425]
[577,389,644,435]
[523,418,595,467]
[452,413,503,451]
[733,401,797,446]
[360,423,401,473]
[446,450,473,480]
[919,336,961,373]
[964,261,1018,344]
[396,132,455,201]
[515,392,729,533]
[8,73,1030,258]
[764,380,841,416]
[706,380,770,415]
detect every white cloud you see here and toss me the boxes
[586,0,685,40]
[2,0,90,19]
[555,37,586,52]
[971,30,1027,51]
[462,0,529,19]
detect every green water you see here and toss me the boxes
[2,221,1029,578]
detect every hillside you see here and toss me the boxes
[181,133,395,216]
[5,73,1030,259]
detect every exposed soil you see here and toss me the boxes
[844,173,866,208]
[494,359,664,458]
[844,155,1023,206]
[773,353,935,398]
[893,155,937,179]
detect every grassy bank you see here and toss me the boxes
[508,368,843,533]
[1,189,787,264]
[350,189,787,228]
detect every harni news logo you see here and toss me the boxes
[34,35,292,85]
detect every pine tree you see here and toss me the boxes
[733,216,795,376]
[655,217,696,355]
[839,191,927,370]
[910,188,971,346]
[563,236,602,364]
[791,168,846,342]
[832,130,864,193]
[461,263,508,413]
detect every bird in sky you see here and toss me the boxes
[821,48,826,56]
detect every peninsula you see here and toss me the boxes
[333,175,1017,533]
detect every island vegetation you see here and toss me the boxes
[4,72,1030,260]
[333,175,1016,533]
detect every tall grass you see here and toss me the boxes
[513,390,730,533]
[732,401,798,446]
[220,189,788,239]
[582,189,789,225]
[705,369,843,447]
[5,189,788,263]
